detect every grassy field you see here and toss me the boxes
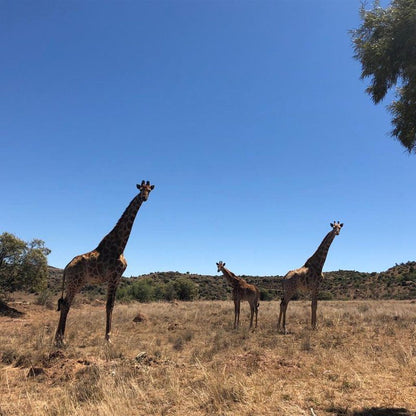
[1,298,416,416]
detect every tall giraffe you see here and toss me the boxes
[277,221,343,333]
[216,261,260,329]
[55,181,155,345]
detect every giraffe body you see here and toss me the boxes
[217,261,260,329]
[277,221,343,333]
[55,181,154,345]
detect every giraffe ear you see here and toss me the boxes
[340,223,344,227]
[330,223,334,228]
[150,185,155,190]
[136,184,141,190]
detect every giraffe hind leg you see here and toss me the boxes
[249,303,255,329]
[55,293,75,346]
[105,278,122,342]
[278,298,289,334]
[311,295,318,330]
[277,299,284,331]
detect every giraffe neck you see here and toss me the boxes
[221,268,241,288]
[96,193,144,256]
[304,229,336,273]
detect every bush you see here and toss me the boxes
[131,279,154,302]
[318,291,333,301]
[260,288,275,301]
[173,277,198,301]
[116,286,132,301]
[35,289,54,309]
[115,277,198,302]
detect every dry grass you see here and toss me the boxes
[1,299,416,415]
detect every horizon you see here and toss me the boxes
[47,259,415,278]
[1,1,415,277]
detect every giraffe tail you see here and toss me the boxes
[57,298,64,311]
[57,270,67,311]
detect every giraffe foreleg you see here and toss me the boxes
[233,299,239,329]
[105,284,118,342]
[311,292,318,330]
[233,299,242,329]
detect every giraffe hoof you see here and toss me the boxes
[54,338,66,348]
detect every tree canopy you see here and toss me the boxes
[351,0,416,153]
[0,232,51,294]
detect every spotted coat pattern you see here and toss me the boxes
[216,261,260,329]
[277,222,343,333]
[55,181,154,345]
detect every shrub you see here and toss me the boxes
[173,277,198,301]
[35,289,54,309]
[116,277,198,302]
[131,279,154,302]
[318,291,333,300]
[259,288,275,301]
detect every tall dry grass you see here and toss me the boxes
[1,299,416,415]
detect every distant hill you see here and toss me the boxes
[47,261,416,301]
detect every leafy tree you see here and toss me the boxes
[153,282,167,301]
[0,233,26,292]
[0,232,51,294]
[351,0,416,152]
[164,281,177,301]
[259,287,275,301]
[115,276,198,302]
[172,277,198,301]
[131,278,154,302]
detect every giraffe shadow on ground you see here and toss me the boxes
[330,407,414,416]
[0,300,24,318]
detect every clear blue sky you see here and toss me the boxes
[1,0,414,277]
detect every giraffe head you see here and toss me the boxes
[330,221,344,235]
[136,180,155,201]
[216,261,226,272]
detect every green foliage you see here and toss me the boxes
[259,287,276,301]
[317,291,333,301]
[34,289,55,309]
[0,232,51,294]
[351,0,416,152]
[131,278,155,302]
[172,277,199,301]
[116,276,198,302]
[51,262,416,302]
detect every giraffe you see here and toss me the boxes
[277,221,343,334]
[55,180,155,345]
[216,261,260,329]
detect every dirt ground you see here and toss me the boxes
[1,297,416,415]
